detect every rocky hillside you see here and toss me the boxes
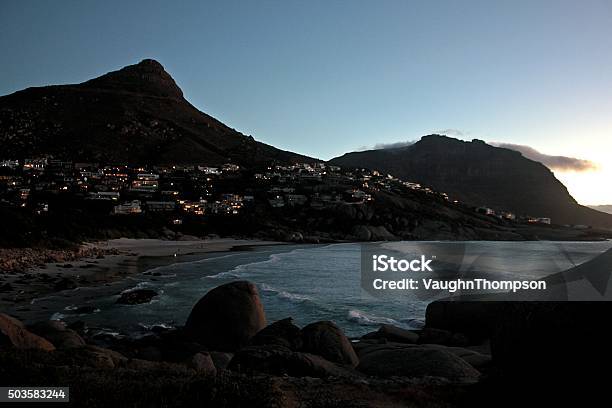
[590,205,612,215]
[330,135,612,229]
[0,59,312,166]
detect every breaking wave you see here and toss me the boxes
[346,309,406,328]
[259,283,313,303]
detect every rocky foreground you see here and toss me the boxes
[2,280,612,407]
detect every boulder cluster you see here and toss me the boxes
[1,280,490,385]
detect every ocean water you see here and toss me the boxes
[28,240,612,338]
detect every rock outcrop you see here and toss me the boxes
[116,289,159,305]
[361,324,419,344]
[27,320,86,349]
[0,313,56,351]
[356,342,480,382]
[185,281,266,351]
[249,318,303,350]
[228,345,358,378]
[301,321,359,367]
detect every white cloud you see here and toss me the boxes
[493,142,599,172]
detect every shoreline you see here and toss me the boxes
[0,238,282,315]
[2,236,610,323]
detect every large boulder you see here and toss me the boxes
[423,344,491,370]
[185,281,266,351]
[249,318,303,350]
[0,313,55,351]
[301,321,359,367]
[228,344,358,378]
[356,342,480,382]
[354,340,491,370]
[27,320,86,349]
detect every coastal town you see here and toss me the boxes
[0,157,556,229]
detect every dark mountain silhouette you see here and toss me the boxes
[590,205,612,215]
[0,59,312,165]
[330,135,612,229]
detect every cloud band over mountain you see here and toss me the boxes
[493,143,598,172]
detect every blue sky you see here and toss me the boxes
[1,0,611,203]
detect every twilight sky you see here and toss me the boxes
[1,0,611,204]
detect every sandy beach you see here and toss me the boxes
[0,238,281,315]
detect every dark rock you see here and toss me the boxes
[491,302,612,377]
[368,225,396,240]
[53,277,78,291]
[121,358,194,375]
[67,320,86,334]
[417,328,469,346]
[354,339,490,369]
[137,345,163,361]
[185,281,266,351]
[148,331,209,362]
[352,225,372,241]
[356,343,480,382]
[301,321,359,367]
[74,305,97,314]
[116,289,158,305]
[79,264,95,269]
[425,300,507,341]
[228,345,359,378]
[0,313,56,351]
[27,320,86,349]
[150,324,171,334]
[0,283,13,292]
[68,345,127,369]
[189,352,217,376]
[209,351,234,371]
[361,324,418,344]
[379,324,419,343]
[424,344,491,369]
[249,317,302,350]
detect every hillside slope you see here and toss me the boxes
[0,59,312,166]
[330,135,612,228]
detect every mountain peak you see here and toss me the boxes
[0,59,313,166]
[79,58,184,99]
[330,134,612,228]
[418,134,482,145]
[135,58,165,70]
